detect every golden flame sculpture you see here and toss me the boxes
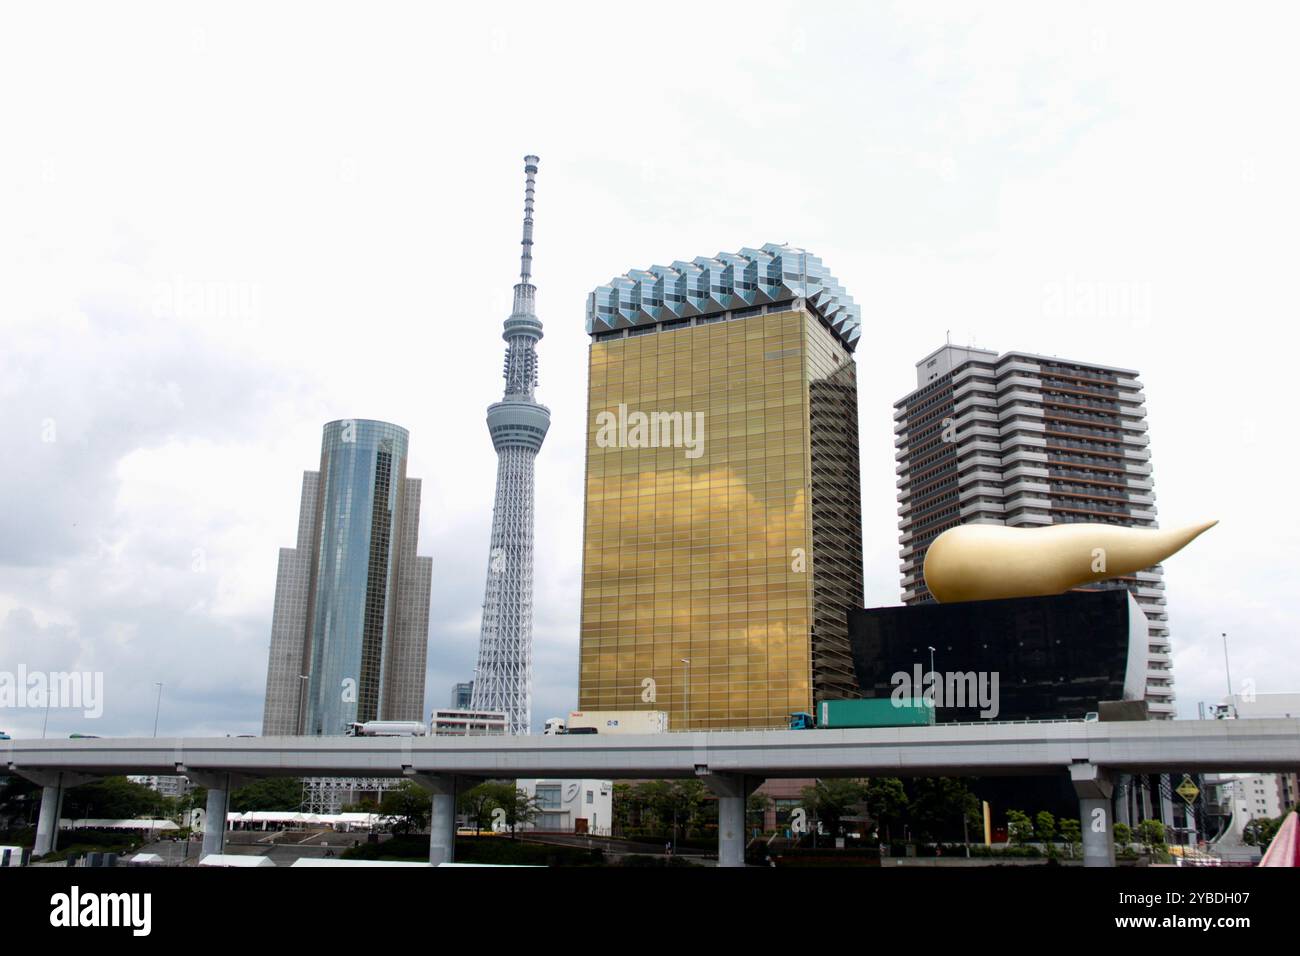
[922,520,1218,604]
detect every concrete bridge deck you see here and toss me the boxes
[9,718,1297,867]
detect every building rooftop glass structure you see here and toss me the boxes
[586,242,861,352]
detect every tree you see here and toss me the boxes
[1035,811,1058,856]
[457,782,512,835]
[378,780,429,836]
[611,783,635,835]
[0,775,40,830]
[1113,821,1132,850]
[62,777,162,820]
[504,788,544,837]
[1136,819,1167,859]
[1059,817,1082,859]
[634,780,709,840]
[1243,816,1283,848]
[230,778,303,812]
[907,778,979,843]
[747,792,772,834]
[675,779,713,836]
[864,778,909,842]
[631,781,671,832]
[1005,809,1034,846]
[799,779,868,838]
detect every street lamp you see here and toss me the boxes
[927,646,936,708]
[297,674,310,735]
[152,682,163,737]
[680,659,691,730]
[1222,633,1237,718]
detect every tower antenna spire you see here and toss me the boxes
[519,155,539,286]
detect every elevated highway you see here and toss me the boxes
[9,718,1297,867]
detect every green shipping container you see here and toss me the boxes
[818,698,935,728]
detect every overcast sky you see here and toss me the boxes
[2,2,1297,737]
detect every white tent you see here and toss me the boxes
[289,859,533,868]
[291,858,434,867]
[228,810,381,831]
[59,818,179,831]
[198,854,275,867]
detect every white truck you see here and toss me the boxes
[565,710,668,735]
[346,720,428,737]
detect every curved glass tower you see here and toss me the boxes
[305,419,408,735]
[470,155,550,735]
[261,418,433,737]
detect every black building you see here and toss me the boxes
[847,589,1150,824]
[847,589,1146,722]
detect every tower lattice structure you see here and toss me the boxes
[470,155,550,735]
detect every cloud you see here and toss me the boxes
[2,2,1298,739]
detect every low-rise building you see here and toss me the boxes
[431,708,508,737]
[127,775,193,799]
[516,779,612,835]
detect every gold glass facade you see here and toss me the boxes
[578,306,863,729]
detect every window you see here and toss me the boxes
[586,790,594,804]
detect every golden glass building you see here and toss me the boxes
[579,244,864,729]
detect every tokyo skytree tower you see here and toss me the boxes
[470,155,550,735]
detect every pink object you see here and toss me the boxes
[1259,811,1299,867]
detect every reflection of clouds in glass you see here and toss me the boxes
[583,466,806,576]
[579,309,834,728]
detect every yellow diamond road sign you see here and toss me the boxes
[1176,777,1200,804]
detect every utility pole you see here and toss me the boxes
[680,659,691,730]
[1222,632,1236,717]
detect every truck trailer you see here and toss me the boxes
[346,720,428,737]
[790,698,934,730]
[565,710,669,735]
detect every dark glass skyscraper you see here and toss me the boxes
[261,419,432,736]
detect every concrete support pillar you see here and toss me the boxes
[19,770,95,858]
[1071,763,1116,868]
[1115,773,1132,829]
[1160,773,1176,833]
[700,772,762,868]
[182,769,251,858]
[1139,775,1154,822]
[202,783,229,857]
[34,783,61,856]
[410,774,459,865]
